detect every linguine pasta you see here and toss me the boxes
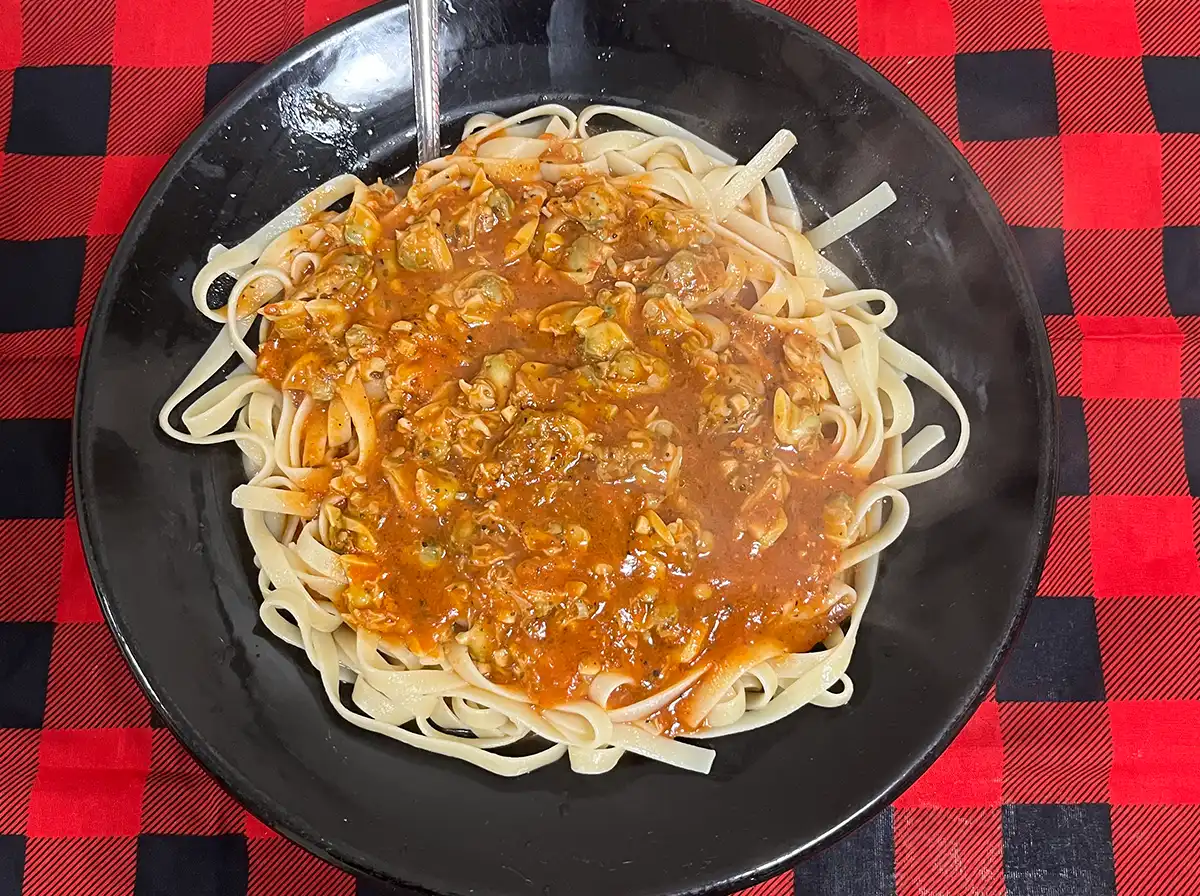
[160,104,968,775]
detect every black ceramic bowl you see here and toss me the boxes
[74,1,1057,894]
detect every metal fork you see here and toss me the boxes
[409,0,441,164]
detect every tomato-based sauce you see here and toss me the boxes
[255,153,866,732]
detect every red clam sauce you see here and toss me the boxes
[256,158,865,733]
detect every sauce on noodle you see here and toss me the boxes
[254,145,867,733]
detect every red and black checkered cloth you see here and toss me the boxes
[1,0,1199,892]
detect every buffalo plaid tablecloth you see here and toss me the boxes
[1,0,1198,893]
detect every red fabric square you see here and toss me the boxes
[1045,315,1083,397]
[214,0,305,62]
[857,0,955,57]
[1136,0,1200,55]
[1064,229,1167,318]
[734,872,793,896]
[1054,55,1156,135]
[1112,806,1200,896]
[1163,134,1200,227]
[0,520,62,622]
[89,155,169,236]
[63,464,75,522]
[113,0,214,66]
[1061,133,1162,230]
[0,72,11,150]
[78,235,121,329]
[0,329,77,364]
[19,0,115,65]
[0,156,104,241]
[302,0,374,35]
[22,838,137,896]
[894,807,1004,896]
[1079,317,1182,400]
[0,359,76,420]
[62,464,75,522]
[1039,496,1091,595]
[894,700,1002,808]
[1097,598,1200,700]
[0,730,40,834]
[869,57,957,139]
[1091,495,1200,597]
[57,519,102,624]
[1001,702,1112,802]
[248,839,356,896]
[43,623,149,729]
[244,810,280,839]
[0,0,19,68]
[108,67,205,156]
[763,0,858,51]
[26,728,152,837]
[142,730,244,834]
[952,0,1049,51]
[962,139,1062,227]
[1110,701,1200,804]
[1042,0,1143,56]
[1085,399,1187,494]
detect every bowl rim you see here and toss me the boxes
[73,0,1060,892]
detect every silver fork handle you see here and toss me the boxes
[409,0,441,164]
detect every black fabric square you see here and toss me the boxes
[1144,57,1200,134]
[6,66,111,156]
[1011,227,1071,315]
[0,239,86,332]
[0,623,53,728]
[205,63,262,113]
[1180,399,1200,494]
[1164,227,1200,316]
[1058,396,1089,496]
[1003,804,1116,896]
[955,52,1059,142]
[793,809,894,895]
[135,835,247,896]
[0,837,24,896]
[0,419,71,519]
[997,597,1105,702]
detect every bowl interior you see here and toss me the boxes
[76,1,1055,894]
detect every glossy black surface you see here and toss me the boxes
[74,1,1057,894]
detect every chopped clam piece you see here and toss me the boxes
[537,301,588,335]
[655,246,727,306]
[397,219,454,272]
[343,203,381,250]
[637,205,713,251]
[773,389,822,447]
[344,323,382,360]
[735,473,790,554]
[415,468,461,513]
[564,234,606,269]
[570,306,605,332]
[581,321,632,360]
[783,332,832,400]
[504,219,539,262]
[305,299,350,338]
[824,492,856,547]
[487,188,515,220]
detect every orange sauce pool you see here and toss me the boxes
[255,160,866,732]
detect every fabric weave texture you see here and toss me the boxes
[0,0,1196,892]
